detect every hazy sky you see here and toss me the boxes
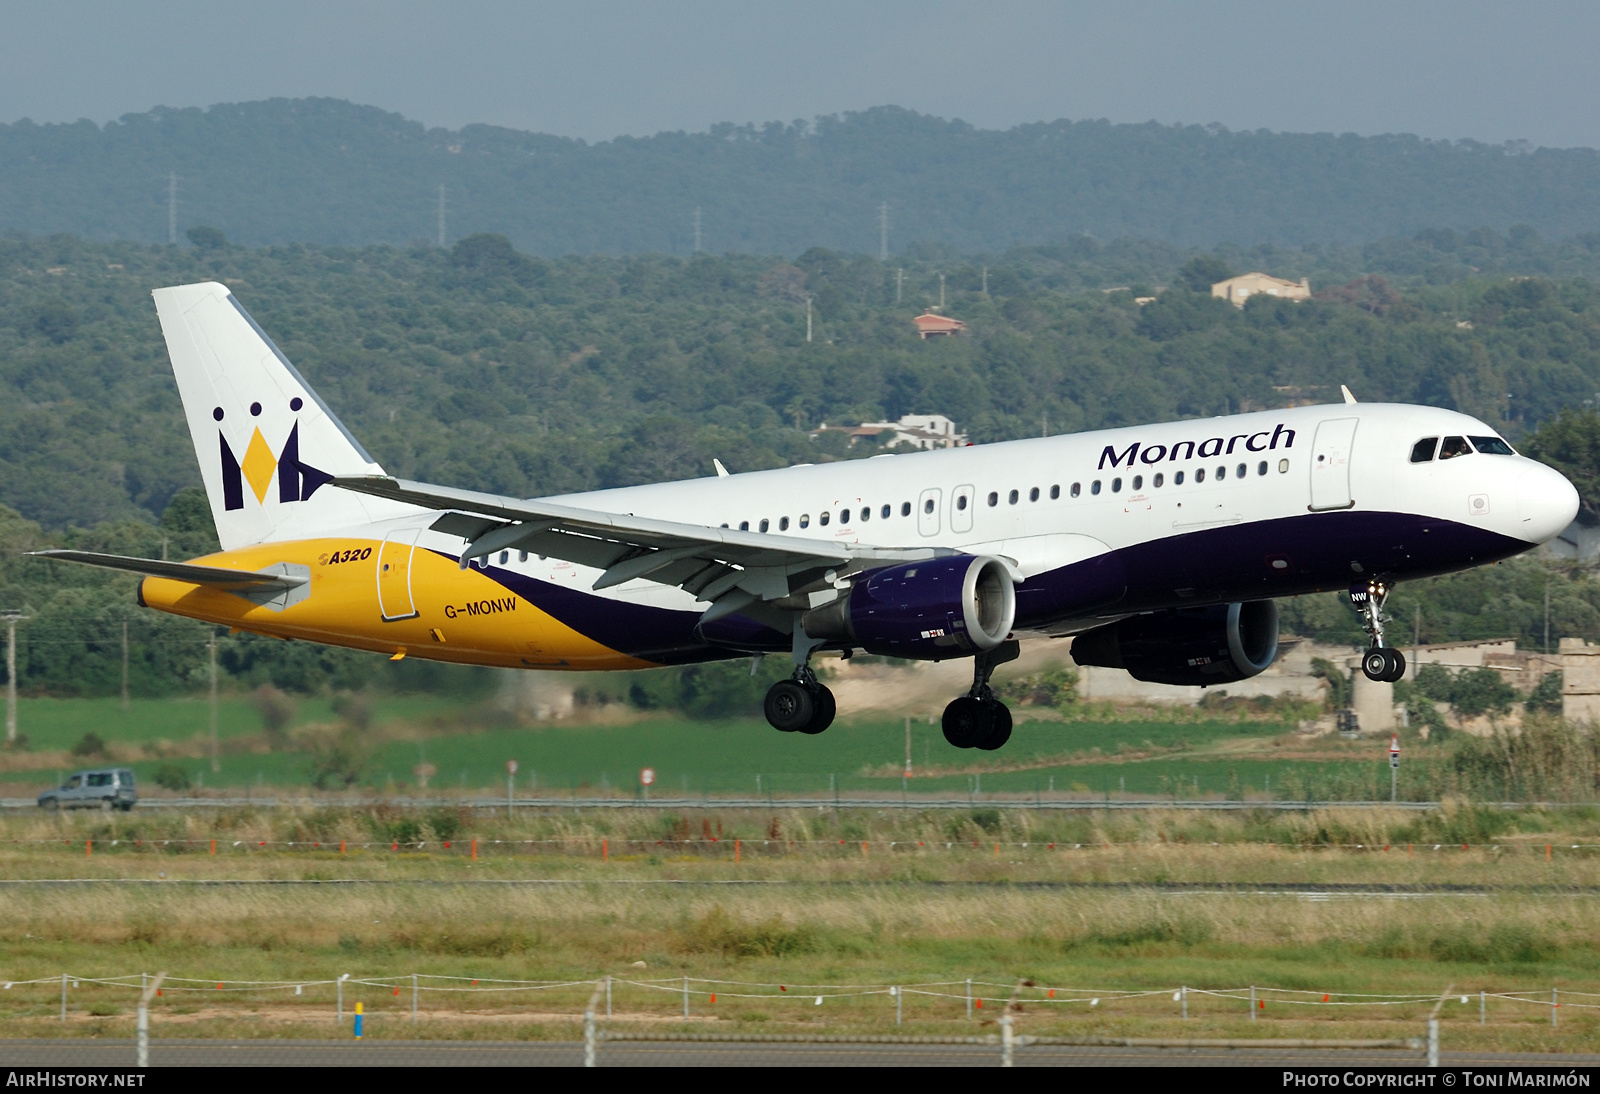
[4,1,1598,148]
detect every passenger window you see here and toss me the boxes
[1216,466,1226,480]
[1440,436,1472,459]
[779,516,790,531]
[881,504,891,519]
[1410,437,1438,463]
[1111,478,1122,492]
[957,495,968,511]
[839,510,849,524]
[1278,459,1289,473]
[518,550,528,562]
[65,776,81,789]
[1008,489,1019,504]
[1257,461,1267,476]
[860,507,870,522]
[1029,487,1040,502]
[1236,463,1247,479]
[759,519,769,532]
[1175,470,1185,485]
[1070,483,1081,498]
[901,502,912,516]
[923,498,934,514]
[1131,475,1142,491]
[1469,435,1516,455]
[820,512,830,526]
[987,492,998,506]
[1196,468,1206,483]
[720,523,729,529]
[88,773,111,787]
[1091,481,1101,495]
[499,550,509,564]
[799,514,810,528]
[1050,485,1061,500]
[739,521,749,531]
[1153,473,1163,487]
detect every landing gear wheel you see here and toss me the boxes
[975,702,1013,751]
[1361,647,1406,682]
[942,695,994,749]
[763,679,815,732]
[799,685,835,735]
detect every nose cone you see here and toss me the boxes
[1516,463,1581,544]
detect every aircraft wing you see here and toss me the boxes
[27,551,308,591]
[334,475,953,619]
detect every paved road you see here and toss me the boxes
[4,1039,1598,1067]
[0,797,1519,812]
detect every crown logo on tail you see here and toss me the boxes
[219,421,334,512]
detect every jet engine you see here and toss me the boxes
[1070,600,1279,686]
[801,555,1016,660]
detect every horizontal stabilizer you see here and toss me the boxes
[28,550,307,591]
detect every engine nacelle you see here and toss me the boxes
[1070,600,1279,686]
[801,555,1017,660]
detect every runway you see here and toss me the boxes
[3,1038,1598,1068]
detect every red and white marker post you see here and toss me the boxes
[640,767,656,801]
[1388,735,1400,803]
[507,759,518,819]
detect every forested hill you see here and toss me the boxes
[6,228,1600,536]
[6,100,1600,253]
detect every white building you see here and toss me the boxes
[848,414,968,450]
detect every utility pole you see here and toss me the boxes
[805,296,813,343]
[207,630,219,774]
[982,266,989,296]
[692,207,703,253]
[3,611,29,745]
[437,184,447,248]
[939,273,946,310]
[167,172,178,245]
[896,268,904,304]
[878,202,889,262]
[120,622,129,712]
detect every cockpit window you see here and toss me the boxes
[1410,437,1438,463]
[1469,435,1516,456]
[1439,436,1473,460]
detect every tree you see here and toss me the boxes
[1522,410,1600,523]
[186,226,227,251]
[1176,255,1236,293]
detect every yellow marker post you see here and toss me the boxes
[354,1001,364,1039]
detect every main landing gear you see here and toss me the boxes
[942,640,1020,751]
[764,664,836,735]
[1354,580,1407,683]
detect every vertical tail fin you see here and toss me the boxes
[153,282,385,549]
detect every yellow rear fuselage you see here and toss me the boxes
[138,538,653,671]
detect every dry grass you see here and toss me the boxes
[0,805,1596,1050]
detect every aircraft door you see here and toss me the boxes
[950,484,975,533]
[377,528,422,621]
[1309,418,1359,511]
[917,488,942,537]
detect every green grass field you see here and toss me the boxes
[0,695,1392,798]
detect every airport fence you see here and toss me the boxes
[1,972,1595,1067]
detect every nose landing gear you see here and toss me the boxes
[1353,581,1407,682]
[941,640,1019,751]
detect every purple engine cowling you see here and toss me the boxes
[1070,600,1279,686]
[801,555,1017,660]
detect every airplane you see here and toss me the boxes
[32,282,1580,750]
